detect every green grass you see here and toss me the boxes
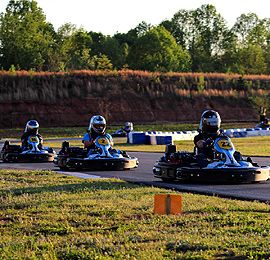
[0,169,269,259]
[42,136,270,156]
[0,122,256,139]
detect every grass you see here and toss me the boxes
[0,169,269,259]
[42,136,270,156]
[0,122,256,139]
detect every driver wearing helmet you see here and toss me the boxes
[123,122,133,133]
[21,120,43,150]
[194,110,223,162]
[194,110,243,167]
[82,115,113,149]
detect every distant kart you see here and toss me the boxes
[153,136,270,183]
[54,135,139,171]
[0,136,56,163]
[111,122,133,138]
[111,129,127,137]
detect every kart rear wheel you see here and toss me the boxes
[2,154,9,163]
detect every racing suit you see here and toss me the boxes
[21,132,43,150]
[82,130,113,150]
[194,130,224,167]
[194,130,242,167]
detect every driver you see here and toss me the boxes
[82,115,113,150]
[256,118,270,129]
[194,110,224,165]
[21,120,43,150]
[123,122,133,134]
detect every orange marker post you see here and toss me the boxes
[154,194,182,215]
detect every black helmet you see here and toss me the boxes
[199,110,221,134]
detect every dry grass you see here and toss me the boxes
[0,169,269,259]
[1,70,270,103]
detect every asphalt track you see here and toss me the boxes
[1,149,270,203]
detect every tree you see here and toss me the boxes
[54,24,94,70]
[0,0,56,70]
[64,30,93,70]
[127,26,191,72]
[235,44,267,74]
[228,14,270,74]
[89,33,125,69]
[161,4,233,72]
[114,21,151,46]
[57,23,77,39]
[263,42,270,74]
[160,9,194,49]
[232,13,270,46]
[99,37,127,69]
[88,31,106,55]
[93,54,113,70]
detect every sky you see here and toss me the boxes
[1,0,270,35]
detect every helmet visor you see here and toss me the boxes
[204,117,220,127]
[93,123,105,133]
[202,117,221,133]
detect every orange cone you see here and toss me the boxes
[154,194,182,215]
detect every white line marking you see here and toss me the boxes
[56,171,101,179]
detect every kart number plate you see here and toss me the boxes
[97,138,109,145]
[217,139,232,150]
[29,136,39,143]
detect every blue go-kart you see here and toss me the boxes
[153,136,270,183]
[54,135,138,171]
[0,136,56,163]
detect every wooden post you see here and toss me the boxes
[154,194,182,215]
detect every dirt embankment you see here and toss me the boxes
[0,95,257,128]
[0,70,262,128]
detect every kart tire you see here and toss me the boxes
[2,154,9,163]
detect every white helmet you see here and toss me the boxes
[89,115,106,134]
[25,120,39,133]
[124,122,133,132]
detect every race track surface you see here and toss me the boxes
[1,150,270,203]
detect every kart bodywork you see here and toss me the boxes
[153,136,270,183]
[54,136,138,171]
[0,136,56,163]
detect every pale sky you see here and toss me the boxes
[1,0,270,35]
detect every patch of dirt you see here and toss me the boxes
[0,95,257,128]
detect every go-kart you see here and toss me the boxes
[54,135,139,171]
[0,136,56,163]
[111,129,127,138]
[153,136,270,183]
[111,122,133,138]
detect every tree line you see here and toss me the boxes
[1,0,270,74]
